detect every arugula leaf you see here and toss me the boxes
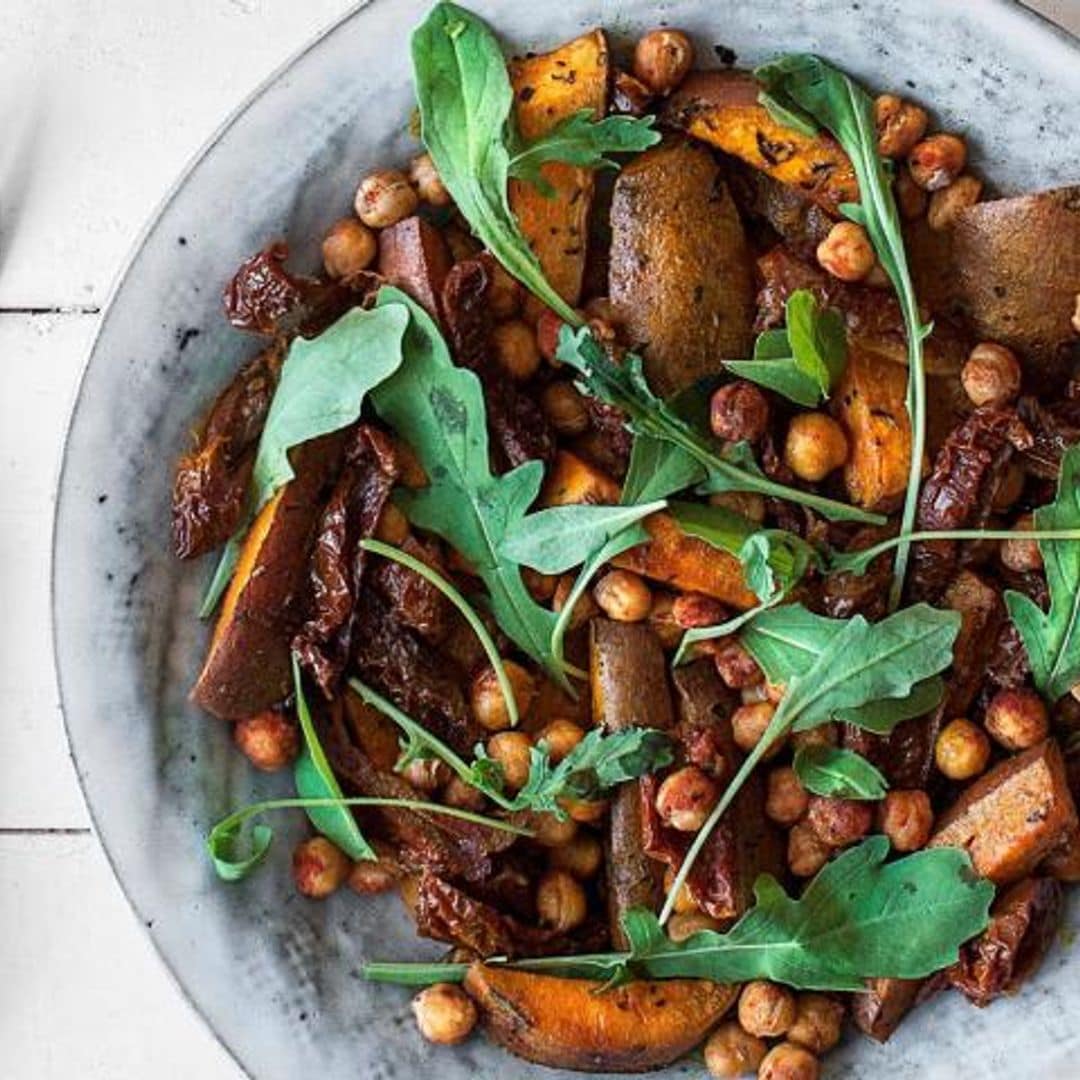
[198,304,410,616]
[1005,445,1080,701]
[508,110,660,195]
[411,2,581,325]
[833,675,945,732]
[672,597,781,668]
[556,325,883,525]
[756,55,932,609]
[793,745,888,800]
[622,432,705,504]
[369,288,567,685]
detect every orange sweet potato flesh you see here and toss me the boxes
[508,30,609,308]
[376,216,452,324]
[540,450,621,507]
[613,513,758,610]
[929,740,1078,885]
[464,963,737,1073]
[191,436,342,719]
[663,70,858,212]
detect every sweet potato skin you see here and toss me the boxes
[509,30,609,307]
[663,70,858,211]
[608,139,756,396]
[464,963,737,1073]
[376,216,452,324]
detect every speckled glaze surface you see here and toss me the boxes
[53,2,1080,1078]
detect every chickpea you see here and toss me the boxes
[355,168,419,228]
[908,133,968,192]
[709,490,767,523]
[806,796,873,849]
[442,775,487,812]
[787,994,845,1054]
[784,413,850,482]
[485,260,522,319]
[714,640,765,690]
[873,94,929,159]
[594,569,653,622]
[408,152,451,207]
[710,381,771,443]
[530,811,579,848]
[537,868,587,931]
[535,307,567,363]
[647,592,684,649]
[374,502,410,545]
[667,911,722,942]
[816,221,875,282]
[541,381,590,436]
[984,688,1049,751]
[562,796,609,824]
[292,837,351,898]
[655,766,719,832]
[632,28,694,95]
[548,832,603,879]
[895,168,929,220]
[961,341,1022,407]
[491,319,541,381]
[788,821,831,878]
[233,710,299,772]
[553,573,600,630]
[321,217,378,280]
[765,767,809,826]
[522,566,558,602]
[704,1021,768,1078]
[1000,513,1043,573]
[470,660,536,732]
[347,858,398,895]
[537,718,586,764]
[733,702,784,760]
[758,1042,821,1080]
[927,174,983,231]
[877,789,934,852]
[738,981,797,1039]
[934,718,991,780]
[486,731,534,792]
[663,867,699,915]
[789,722,837,752]
[672,593,728,629]
[401,757,451,793]
[412,983,477,1045]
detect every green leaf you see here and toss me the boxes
[207,817,275,882]
[622,433,705,505]
[793,746,888,800]
[724,357,822,409]
[500,499,667,575]
[557,325,883,526]
[672,598,780,668]
[370,287,567,686]
[834,675,945,732]
[411,2,581,325]
[757,87,819,137]
[1005,445,1080,701]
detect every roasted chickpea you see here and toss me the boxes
[984,688,1049,751]
[553,573,600,630]
[632,28,694,95]
[548,831,603,879]
[537,718,586,764]
[470,661,536,732]
[594,569,653,622]
[927,174,983,230]
[491,319,542,381]
[816,221,875,282]
[895,168,929,220]
[537,868,587,931]
[412,983,477,1045]
[530,811,579,848]
[704,1021,768,1078]
[522,566,558,602]
[401,756,451,793]
[485,260,522,319]
[355,168,419,228]
[535,308,566,363]
[347,858,398,895]
[806,795,873,849]
[908,133,968,192]
[714,640,765,690]
[486,731,534,792]
[442,775,487,812]
[935,718,991,780]
[562,796,609,824]
[787,994,844,1054]
[878,789,934,852]
[710,381,771,443]
[292,837,350,899]
[738,981,797,1039]
[663,867,699,915]
[647,591,684,649]
[667,911,722,942]
[1000,513,1043,573]
[655,766,719,832]
[961,341,1023,407]
[758,1042,821,1080]
[709,490,767,523]
[765,767,809,827]
[408,152,451,207]
[788,821,831,878]
[374,502,409,545]
[784,413,850,482]
[873,94,929,159]
[540,381,590,436]
[234,710,300,772]
[732,702,780,756]
[321,217,378,280]
[672,593,728,629]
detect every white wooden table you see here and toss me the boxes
[2,1,1076,1077]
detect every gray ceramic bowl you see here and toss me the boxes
[53,2,1080,1077]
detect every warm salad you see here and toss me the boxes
[172,3,1080,1077]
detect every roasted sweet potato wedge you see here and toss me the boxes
[464,963,737,1072]
[540,449,621,507]
[508,30,609,308]
[376,216,452,323]
[608,139,756,396]
[191,436,342,719]
[663,70,858,212]
[613,512,758,610]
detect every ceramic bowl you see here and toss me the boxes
[53,2,1080,1077]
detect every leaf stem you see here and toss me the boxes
[672,599,778,667]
